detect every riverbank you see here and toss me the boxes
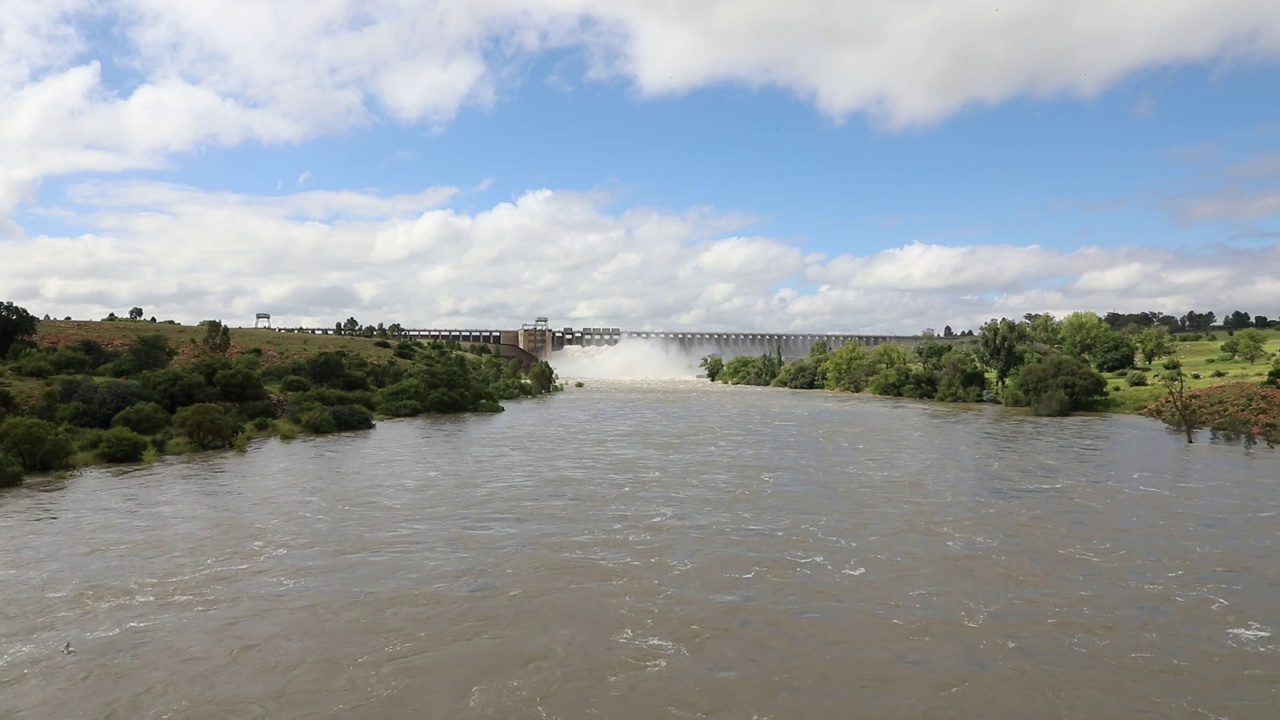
[1,319,559,486]
[705,328,1279,444]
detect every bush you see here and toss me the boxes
[0,417,75,472]
[138,368,213,413]
[0,451,23,487]
[1032,389,1072,417]
[97,427,149,463]
[379,400,422,418]
[299,406,336,434]
[1015,354,1106,414]
[14,352,55,378]
[279,375,311,392]
[475,399,504,413]
[1125,371,1149,387]
[1211,369,1228,378]
[213,366,267,402]
[236,399,279,421]
[112,401,171,434]
[173,403,240,450]
[373,339,392,348]
[126,334,176,372]
[251,416,272,431]
[328,404,375,432]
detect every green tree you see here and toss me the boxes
[129,306,144,321]
[213,366,267,402]
[822,342,873,392]
[1015,354,1106,415]
[1092,331,1136,373]
[1137,327,1173,365]
[1024,313,1060,347]
[173,403,240,450]
[699,354,724,382]
[0,417,75,472]
[935,350,987,403]
[1059,311,1109,360]
[201,320,232,355]
[1234,328,1268,364]
[0,451,23,487]
[528,360,557,394]
[97,427,149,463]
[773,357,821,389]
[112,402,171,434]
[976,318,1029,389]
[0,301,39,358]
[127,334,176,372]
[809,340,830,358]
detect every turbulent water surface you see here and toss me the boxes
[2,378,1279,719]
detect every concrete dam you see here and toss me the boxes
[286,322,924,363]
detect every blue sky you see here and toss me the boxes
[2,1,1279,332]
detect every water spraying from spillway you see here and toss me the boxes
[550,340,706,380]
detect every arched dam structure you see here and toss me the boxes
[283,326,937,362]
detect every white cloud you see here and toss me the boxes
[4,0,1280,215]
[4,184,1278,333]
[296,171,313,187]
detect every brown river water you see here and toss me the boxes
[2,379,1278,719]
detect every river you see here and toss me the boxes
[2,379,1278,718]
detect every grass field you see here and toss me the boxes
[33,320,399,363]
[1098,329,1279,413]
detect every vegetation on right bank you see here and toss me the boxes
[701,310,1280,445]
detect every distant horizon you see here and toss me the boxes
[29,309,1275,338]
[3,2,1278,334]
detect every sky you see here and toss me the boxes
[2,1,1279,334]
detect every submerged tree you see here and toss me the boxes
[1158,358,1197,443]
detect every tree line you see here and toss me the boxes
[702,309,1278,436]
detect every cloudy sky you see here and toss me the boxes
[2,1,1279,333]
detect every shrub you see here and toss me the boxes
[475,399,504,413]
[278,375,311,392]
[236,399,279,421]
[251,416,271,431]
[1032,389,1072,417]
[299,406,336,434]
[69,427,105,452]
[379,400,422,418]
[97,427,149,463]
[111,401,171,434]
[0,417,75,472]
[213,366,267,402]
[1125,371,1149,387]
[85,380,145,429]
[173,403,240,450]
[373,339,392,348]
[328,404,375,432]
[126,334,176,372]
[138,368,213,413]
[0,451,23,487]
[1211,369,1228,378]
[14,352,55,378]
[1015,354,1106,413]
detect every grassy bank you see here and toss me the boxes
[1097,329,1279,413]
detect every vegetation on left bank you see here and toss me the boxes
[0,302,559,487]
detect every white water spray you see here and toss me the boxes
[551,340,707,380]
